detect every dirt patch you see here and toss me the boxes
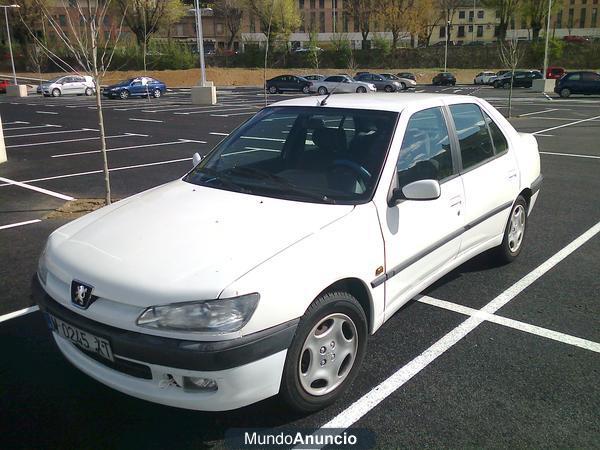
[17,67,498,87]
[44,198,109,220]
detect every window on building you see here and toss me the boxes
[439,25,446,38]
[103,16,110,26]
[468,24,473,32]
[299,0,304,8]
[496,10,500,19]
[556,10,563,28]
[457,25,465,37]
[319,11,325,32]
[59,15,66,26]
[250,13,255,33]
[592,8,598,27]
[494,26,499,37]
[310,11,316,30]
[469,10,474,21]
[354,16,359,32]
[459,11,465,19]
[582,0,587,4]
[216,23,224,34]
[300,12,306,32]
[310,0,315,8]
[520,17,527,29]
[510,17,515,29]
[319,0,325,8]
[343,12,349,32]
[477,10,484,19]
[477,25,483,37]
[568,8,574,27]
[580,7,587,26]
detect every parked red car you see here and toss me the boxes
[545,66,566,79]
[563,35,590,44]
[0,79,13,94]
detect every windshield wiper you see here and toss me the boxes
[190,167,252,193]
[225,166,335,204]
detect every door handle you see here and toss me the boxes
[449,197,462,208]
[507,170,518,180]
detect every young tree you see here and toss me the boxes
[346,0,376,50]
[114,0,186,48]
[405,0,434,47]
[481,0,520,41]
[246,0,300,50]
[376,0,411,49]
[498,37,524,118]
[213,0,243,50]
[307,29,320,70]
[24,0,128,205]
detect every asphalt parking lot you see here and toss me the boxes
[1,84,599,449]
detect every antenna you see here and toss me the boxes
[319,75,346,106]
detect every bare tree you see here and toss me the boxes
[520,0,558,40]
[346,0,376,50]
[481,0,520,41]
[24,0,128,205]
[213,0,243,50]
[376,0,411,49]
[499,37,524,118]
[438,0,461,44]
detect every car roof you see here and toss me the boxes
[268,93,477,113]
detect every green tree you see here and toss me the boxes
[520,0,560,40]
[246,0,301,50]
[346,0,376,50]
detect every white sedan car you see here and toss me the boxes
[309,74,376,95]
[34,94,541,413]
[474,71,498,85]
[38,75,95,97]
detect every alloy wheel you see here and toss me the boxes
[507,204,526,252]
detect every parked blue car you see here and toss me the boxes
[102,77,167,99]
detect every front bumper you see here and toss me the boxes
[32,276,297,410]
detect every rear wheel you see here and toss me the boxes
[560,87,571,98]
[302,85,310,94]
[318,86,328,95]
[494,196,528,264]
[119,90,130,99]
[51,88,61,97]
[153,89,162,98]
[84,87,93,96]
[502,82,511,89]
[400,82,406,90]
[356,86,367,93]
[384,85,394,92]
[280,291,368,413]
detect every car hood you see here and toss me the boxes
[47,180,354,307]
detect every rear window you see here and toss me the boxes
[450,104,495,170]
[567,73,581,81]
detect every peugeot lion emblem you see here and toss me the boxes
[71,280,96,309]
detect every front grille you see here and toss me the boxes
[78,346,152,380]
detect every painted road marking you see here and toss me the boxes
[211,111,257,117]
[540,151,600,159]
[308,221,600,447]
[0,176,75,201]
[129,118,164,123]
[517,108,559,117]
[209,132,229,136]
[3,124,61,131]
[35,111,59,115]
[533,115,600,135]
[6,133,146,148]
[0,306,39,324]
[0,219,41,231]
[4,128,97,139]
[176,106,258,116]
[418,296,600,353]
[51,139,204,158]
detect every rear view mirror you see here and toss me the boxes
[192,152,202,167]
[389,179,441,206]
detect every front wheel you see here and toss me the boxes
[494,196,528,264]
[302,85,310,94]
[400,82,406,90]
[268,85,278,94]
[84,87,93,96]
[153,89,162,98]
[356,86,367,93]
[119,90,130,99]
[280,291,368,413]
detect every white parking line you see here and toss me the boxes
[540,151,600,160]
[211,111,257,117]
[517,108,559,117]
[35,111,59,115]
[418,296,600,353]
[0,219,41,230]
[0,176,75,201]
[310,220,600,445]
[209,132,229,136]
[3,124,61,131]
[241,136,285,143]
[533,115,600,135]
[129,118,164,123]
[177,106,258,116]
[0,305,39,324]
[0,157,191,186]
[6,133,145,148]
[51,139,203,158]
[3,121,29,125]
[4,128,97,139]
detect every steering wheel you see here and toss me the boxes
[329,159,372,183]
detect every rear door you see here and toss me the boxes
[448,102,519,253]
[581,72,600,94]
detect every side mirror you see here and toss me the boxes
[389,179,441,206]
[192,152,202,167]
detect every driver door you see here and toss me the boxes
[378,106,465,316]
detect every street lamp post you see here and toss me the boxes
[1,4,20,85]
[193,0,210,87]
[542,0,552,80]
[444,20,450,72]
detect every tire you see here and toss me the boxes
[302,85,310,94]
[384,85,394,92]
[153,89,162,98]
[268,85,278,94]
[356,86,367,93]
[493,81,500,89]
[317,86,328,95]
[84,87,93,96]
[494,195,528,264]
[452,81,456,86]
[502,82,511,89]
[280,291,368,413]
[119,90,130,99]
[400,82,406,90]
[560,88,571,98]
[51,88,61,97]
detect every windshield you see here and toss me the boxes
[115,78,134,86]
[184,106,398,204]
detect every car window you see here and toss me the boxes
[396,107,454,189]
[582,72,600,81]
[185,107,398,204]
[483,112,509,155]
[567,73,581,81]
[450,103,495,170]
[373,75,384,81]
[325,76,341,82]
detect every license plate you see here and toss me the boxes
[47,313,114,362]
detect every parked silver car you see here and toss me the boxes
[309,75,376,95]
[379,73,417,90]
[38,75,95,97]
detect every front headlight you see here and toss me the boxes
[136,293,260,333]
